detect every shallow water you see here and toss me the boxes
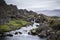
[0,23,46,40]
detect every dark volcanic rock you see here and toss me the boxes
[19,32,22,34]
[6,34,13,37]
[15,32,22,35]
[15,32,18,35]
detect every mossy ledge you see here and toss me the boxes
[0,19,31,33]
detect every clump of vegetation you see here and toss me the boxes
[28,15,34,18]
[8,19,31,30]
[0,25,11,33]
[49,19,60,30]
[0,19,31,33]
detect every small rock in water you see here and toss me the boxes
[15,32,18,35]
[28,32,31,35]
[6,34,13,37]
[38,34,47,38]
[15,32,22,35]
[19,32,22,34]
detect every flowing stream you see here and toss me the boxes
[0,21,46,40]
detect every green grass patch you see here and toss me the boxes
[0,25,11,32]
[0,19,31,32]
[8,19,31,30]
[8,19,30,26]
[28,15,34,18]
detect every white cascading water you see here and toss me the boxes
[0,19,46,40]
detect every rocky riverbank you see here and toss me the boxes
[29,17,60,40]
[0,0,34,35]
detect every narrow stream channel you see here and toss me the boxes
[0,22,46,40]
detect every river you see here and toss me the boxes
[0,22,46,40]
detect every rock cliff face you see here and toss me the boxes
[0,0,38,24]
[0,0,8,24]
[0,0,24,24]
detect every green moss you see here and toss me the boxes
[28,15,34,18]
[0,25,11,32]
[0,19,31,33]
[8,19,30,26]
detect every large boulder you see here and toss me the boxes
[38,31,47,38]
